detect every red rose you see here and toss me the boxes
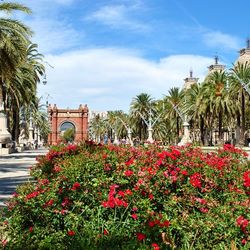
[136,232,146,241]
[67,230,75,236]
[151,243,160,250]
[131,213,138,220]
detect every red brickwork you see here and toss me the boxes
[48,104,88,145]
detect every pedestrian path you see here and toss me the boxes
[0,148,48,207]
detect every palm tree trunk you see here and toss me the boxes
[239,90,245,145]
[176,115,179,144]
[236,112,241,145]
[200,115,205,145]
[11,106,20,142]
[218,111,223,144]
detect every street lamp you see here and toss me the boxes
[137,105,163,143]
[116,116,133,146]
[168,99,192,146]
[42,74,47,85]
[234,74,250,95]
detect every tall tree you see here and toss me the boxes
[204,70,230,144]
[7,43,45,141]
[130,93,154,141]
[230,62,250,145]
[165,87,184,144]
[0,2,32,92]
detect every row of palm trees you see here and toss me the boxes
[0,2,49,144]
[90,61,250,146]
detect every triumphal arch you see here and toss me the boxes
[47,104,88,145]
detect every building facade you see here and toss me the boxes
[48,104,88,145]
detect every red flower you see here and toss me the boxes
[26,191,40,200]
[131,213,138,220]
[199,208,209,213]
[1,239,7,247]
[236,216,249,230]
[102,201,109,208]
[62,197,70,207]
[125,158,134,166]
[61,209,67,215]
[190,173,202,188]
[71,182,81,190]
[125,189,133,195]
[103,229,108,235]
[66,144,77,152]
[118,191,125,197]
[102,154,108,159]
[67,230,75,236]
[161,220,170,227]
[151,243,160,250]
[181,170,188,176]
[149,193,154,200]
[136,232,146,241]
[43,199,54,208]
[242,239,247,245]
[148,221,155,227]
[243,171,250,187]
[124,170,134,177]
[53,165,62,172]
[29,227,33,233]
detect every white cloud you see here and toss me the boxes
[38,48,213,112]
[86,4,149,31]
[203,31,241,50]
[26,18,83,54]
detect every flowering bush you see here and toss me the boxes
[1,142,250,249]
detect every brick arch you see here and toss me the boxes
[48,104,88,145]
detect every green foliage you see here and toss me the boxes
[61,128,75,143]
[1,143,250,249]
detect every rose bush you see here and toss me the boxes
[0,142,249,249]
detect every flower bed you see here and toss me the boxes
[1,142,250,249]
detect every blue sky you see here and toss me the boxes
[17,0,250,112]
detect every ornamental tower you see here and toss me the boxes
[207,55,225,74]
[183,69,199,89]
[236,38,250,64]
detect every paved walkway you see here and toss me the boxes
[0,148,48,207]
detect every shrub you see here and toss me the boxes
[1,142,249,249]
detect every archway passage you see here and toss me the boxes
[60,122,76,143]
[60,121,75,132]
[48,104,88,145]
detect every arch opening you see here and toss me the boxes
[60,121,75,143]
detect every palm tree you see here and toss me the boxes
[165,87,184,144]
[230,62,250,145]
[204,70,229,144]
[5,43,45,142]
[0,1,34,145]
[151,99,172,144]
[0,2,32,90]
[183,83,204,144]
[130,93,154,141]
[89,114,107,143]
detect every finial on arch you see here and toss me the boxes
[215,55,219,65]
[189,68,193,78]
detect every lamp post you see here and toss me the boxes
[116,116,133,146]
[234,74,250,95]
[137,107,163,143]
[168,100,192,146]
